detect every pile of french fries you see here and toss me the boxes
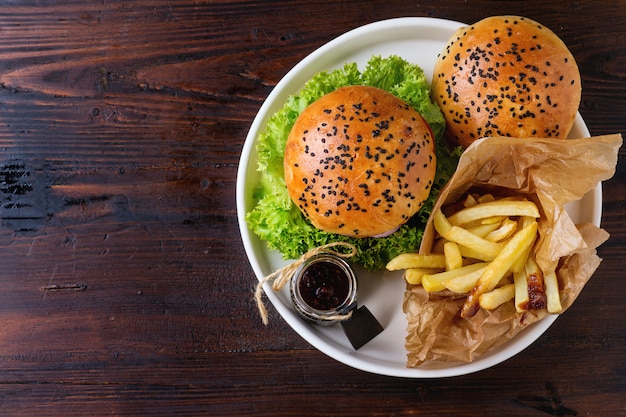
[387,193,563,318]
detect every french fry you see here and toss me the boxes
[386,253,447,271]
[484,218,518,242]
[479,283,515,310]
[461,221,538,318]
[466,221,502,238]
[404,268,443,285]
[422,263,488,293]
[513,269,530,313]
[520,215,536,227]
[524,252,542,279]
[544,270,563,313]
[476,194,496,204]
[524,252,547,310]
[457,244,498,262]
[444,241,463,271]
[480,215,507,225]
[433,209,504,261]
[463,193,479,208]
[446,200,540,227]
[509,230,536,274]
[444,263,489,293]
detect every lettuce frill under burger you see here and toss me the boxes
[246,55,461,270]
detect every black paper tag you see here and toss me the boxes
[340,305,384,350]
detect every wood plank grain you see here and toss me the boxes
[0,0,624,415]
[0,346,623,416]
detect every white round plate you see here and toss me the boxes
[236,17,600,378]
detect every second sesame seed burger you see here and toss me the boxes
[283,85,436,238]
[431,15,582,149]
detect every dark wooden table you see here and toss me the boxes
[0,1,624,416]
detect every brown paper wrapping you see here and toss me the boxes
[404,134,622,366]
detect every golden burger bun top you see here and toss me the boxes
[283,85,436,238]
[431,15,582,148]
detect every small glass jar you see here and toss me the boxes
[290,253,358,326]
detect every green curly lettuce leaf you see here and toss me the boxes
[245,55,461,270]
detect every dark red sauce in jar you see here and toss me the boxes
[298,261,350,311]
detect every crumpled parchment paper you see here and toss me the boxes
[404,134,622,366]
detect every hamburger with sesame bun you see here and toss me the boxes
[431,15,582,149]
[246,55,460,270]
[283,85,436,238]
